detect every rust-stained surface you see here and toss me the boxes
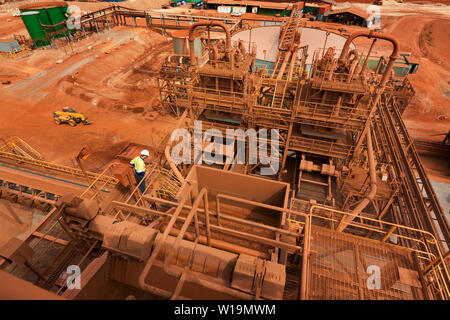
[0,1,448,301]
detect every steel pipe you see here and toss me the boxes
[164,109,187,183]
[189,21,231,67]
[347,59,359,83]
[163,259,254,299]
[345,31,400,154]
[163,188,208,278]
[339,30,399,97]
[156,189,257,300]
[337,125,377,232]
[168,228,269,259]
[142,195,300,237]
[346,49,359,63]
[339,30,399,65]
[113,199,300,253]
[215,193,308,220]
[360,38,377,75]
[300,214,311,300]
[138,187,191,297]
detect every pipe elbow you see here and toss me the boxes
[188,21,232,66]
[339,31,399,64]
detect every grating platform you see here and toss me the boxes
[308,225,424,300]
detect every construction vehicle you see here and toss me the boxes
[53,107,91,127]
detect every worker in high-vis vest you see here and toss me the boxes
[130,149,149,193]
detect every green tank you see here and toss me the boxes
[19,2,73,47]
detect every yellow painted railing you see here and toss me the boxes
[0,150,118,185]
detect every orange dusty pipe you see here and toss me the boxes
[344,31,399,154]
[188,21,231,67]
[338,30,399,89]
[339,30,399,63]
[337,124,377,232]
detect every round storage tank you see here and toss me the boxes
[19,1,71,47]
[230,26,354,65]
[172,29,202,57]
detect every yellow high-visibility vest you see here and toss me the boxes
[130,156,146,173]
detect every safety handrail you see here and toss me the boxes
[0,150,118,185]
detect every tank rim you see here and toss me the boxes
[19,1,67,11]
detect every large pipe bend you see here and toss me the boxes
[347,49,359,63]
[189,21,232,67]
[339,31,400,140]
[339,30,399,65]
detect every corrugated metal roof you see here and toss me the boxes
[19,1,67,10]
[324,6,369,19]
[317,0,336,5]
[207,0,292,10]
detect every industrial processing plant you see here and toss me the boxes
[0,0,448,302]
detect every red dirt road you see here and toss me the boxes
[0,25,177,170]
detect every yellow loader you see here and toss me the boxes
[53,107,91,127]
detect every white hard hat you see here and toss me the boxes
[141,149,150,157]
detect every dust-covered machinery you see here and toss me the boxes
[53,181,288,300]
[0,16,448,301]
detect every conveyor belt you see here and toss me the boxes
[0,163,110,197]
[413,139,450,158]
[376,94,449,252]
[0,150,118,185]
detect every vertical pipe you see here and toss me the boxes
[189,21,231,67]
[339,30,398,88]
[322,31,329,58]
[360,38,377,75]
[138,189,191,296]
[163,189,208,278]
[280,122,293,175]
[342,32,399,154]
[204,191,212,247]
[165,109,187,184]
[337,124,377,232]
[248,26,252,52]
[300,214,310,299]
[215,196,222,226]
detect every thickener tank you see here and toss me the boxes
[172,29,202,57]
